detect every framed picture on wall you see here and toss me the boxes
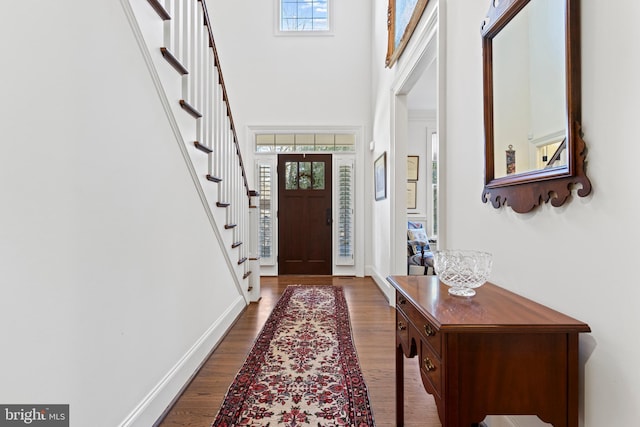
[374,152,387,201]
[407,181,417,209]
[385,0,430,68]
[407,155,419,181]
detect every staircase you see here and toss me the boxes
[123,0,260,302]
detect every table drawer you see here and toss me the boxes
[396,309,411,356]
[396,293,441,355]
[419,339,442,398]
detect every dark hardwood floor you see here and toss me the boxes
[157,276,441,426]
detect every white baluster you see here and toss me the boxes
[175,0,184,65]
[241,185,247,268]
[234,152,239,241]
[163,0,175,52]
[217,78,225,181]
[226,127,231,207]
[196,5,206,115]
[225,127,232,207]
[180,0,190,100]
[188,0,197,108]
[221,122,227,204]
[204,46,213,153]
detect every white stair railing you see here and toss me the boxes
[128,0,258,300]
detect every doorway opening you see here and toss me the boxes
[391,3,442,276]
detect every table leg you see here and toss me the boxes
[396,343,405,426]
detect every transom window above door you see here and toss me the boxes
[278,0,331,33]
[256,133,354,152]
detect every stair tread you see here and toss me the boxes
[194,141,212,154]
[146,0,171,20]
[160,47,188,75]
[179,99,202,118]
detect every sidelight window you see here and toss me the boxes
[257,161,275,264]
[335,157,354,265]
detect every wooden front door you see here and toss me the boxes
[278,154,332,275]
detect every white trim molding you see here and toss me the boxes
[118,296,246,427]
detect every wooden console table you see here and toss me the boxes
[387,275,590,427]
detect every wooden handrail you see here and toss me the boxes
[198,0,251,200]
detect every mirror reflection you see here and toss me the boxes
[492,0,567,178]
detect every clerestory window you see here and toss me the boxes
[278,0,331,33]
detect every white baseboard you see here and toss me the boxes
[367,267,394,304]
[118,295,246,427]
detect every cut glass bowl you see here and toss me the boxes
[433,250,493,297]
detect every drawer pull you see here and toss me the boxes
[398,297,407,305]
[397,322,407,331]
[423,323,435,337]
[423,357,436,372]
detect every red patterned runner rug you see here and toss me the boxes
[212,285,375,427]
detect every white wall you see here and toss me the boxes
[207,0,372,276]
[207,0,372,144]
[374,0,640,425]
[0,1,243,425]
[370,0,393,285]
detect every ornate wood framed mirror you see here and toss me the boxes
[481,0,591,213]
